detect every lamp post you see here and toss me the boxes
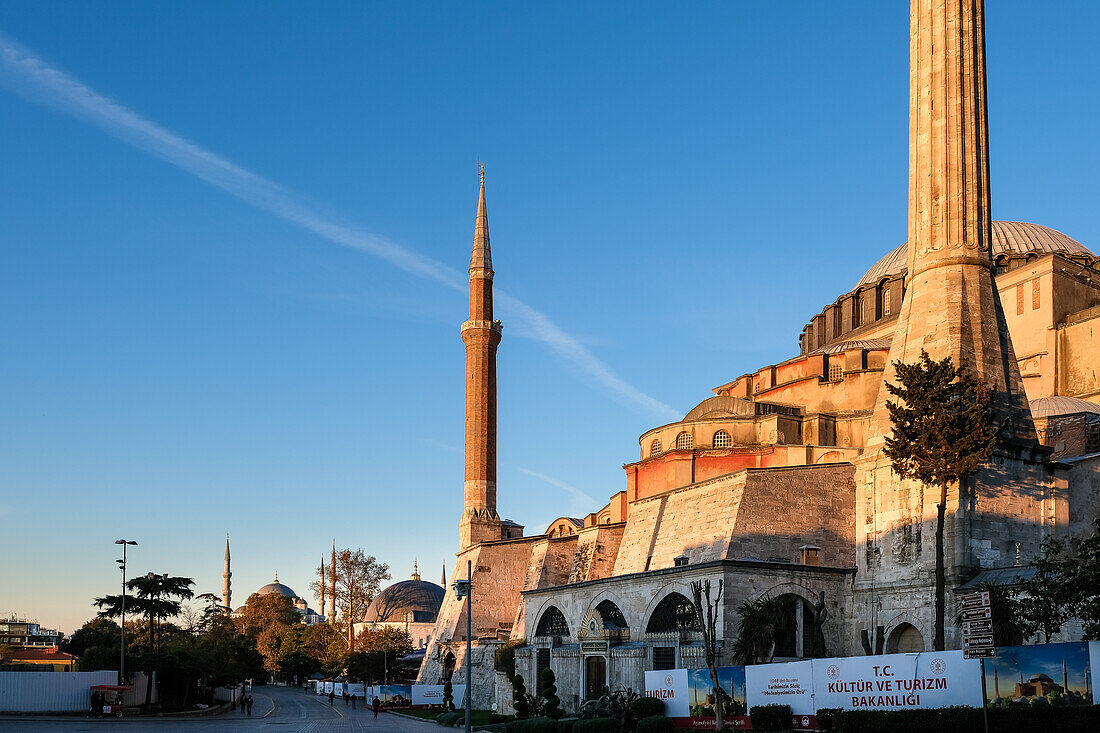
[114,539,137,686]
[452,560,472,733]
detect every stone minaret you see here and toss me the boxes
[328,541,337,620]
[318,557,326,617]
[221,534,232,610]
[459,166,504,550]
[853,0,1046,653]
[441,561,447,587]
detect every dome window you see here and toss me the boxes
[675,432,693,451]
[650,439,662,457]
[883,288,892,316]
[713,430,732,448]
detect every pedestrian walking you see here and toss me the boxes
[246,694,254,716]
[372,696,381,718]
[240,692,247,713]
[351,693,357,709]
[329,689,335,705]
[344,690,349,706]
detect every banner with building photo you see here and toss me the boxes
[985,642,1093,706]
[377,684,413,707]
[411,684,467,707]
[811,651,982,711]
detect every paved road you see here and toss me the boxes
[0,686,442,732]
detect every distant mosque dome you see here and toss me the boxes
[1030,396,1100,419]
[256,580,298,598]
[854,221,1093,290]
[364,564,445,625]
[233,572,323,624]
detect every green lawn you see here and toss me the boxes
[397,708,500,725]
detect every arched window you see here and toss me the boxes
[535,606,569,637]
[595,600,628,630]
[650,439,662,457]
[713,430,732,448]
[675,432,693,451]
[883,288,892,316]
[860,297,867,324]
[646,593,703,633]
[885,623,925,654]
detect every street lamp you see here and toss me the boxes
[452,560,472,733]
[115,539,137,686]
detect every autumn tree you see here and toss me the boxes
[235,593,300,639]
[310,549,389,652]
[882,350,999,651]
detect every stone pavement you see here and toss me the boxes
[0,685,442,732]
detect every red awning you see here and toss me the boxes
[91,685,132,692]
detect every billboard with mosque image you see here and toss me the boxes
[984,642,1093,706]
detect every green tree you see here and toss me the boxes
[733,594,795,665]
[303,622,347,677]
[1017,518,1100,641]
[64,617,121,657]
[541,667,562,720]
[882,351,1000,651]
[512,674,530,718]
[442,679,454,711]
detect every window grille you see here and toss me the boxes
[645,593,703,633]
[713,430,732,448]
[883,288,891,316]
[829,363,843,381]
[536,649,551,694]
[675,432,693,450]
[650,439,662,457]
[595,600,628,630]
[535,606,569,637]
[653,647,676,670]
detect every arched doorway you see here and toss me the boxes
[886,623,924,653]
[584,656,606,700]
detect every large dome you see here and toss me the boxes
[364,579,445,624]
[854,221,1092,290]
[256,580,298,598]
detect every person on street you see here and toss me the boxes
[329,689,335,705]
[246,694,254,716]
[343,690,349,706]
[351,693,357,709]
[240,692,247,713]
[372,696,381,718]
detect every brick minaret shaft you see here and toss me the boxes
[459,166,504,550]
[865,0,1032,449]
[221,534,231,610]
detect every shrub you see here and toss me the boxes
[436,711,462,727]
[542,668,563,720]
[513,675,531,719]
[443,680,454,711]
[815,708,841,732]
[636,714,675,733]
[556,719,575,733]
[750,704,791,732]
[573,718,620,733]
[630,697,666,720]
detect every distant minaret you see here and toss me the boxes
[1063,658,1068,693]
[328,541,337,620]
[318,557,326,617]
[222,534,232,610]
[411,559,421,581]
[459,165,504,550]
[994,665,1000,698]
[441,561,447,587]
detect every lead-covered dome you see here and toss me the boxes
[854,221,1092,290]
[1029,396,1100,419]
[256,580,298,598]
[364,579,445,624]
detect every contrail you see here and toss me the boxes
[517,468,597,507]
[0,31,679,421]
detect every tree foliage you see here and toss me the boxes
[541,667,562,720]
[1017,519,1100,641]
[309,549,390,652]
[733,594,795,665]
[513,674,530,718]
[882,351,999,651]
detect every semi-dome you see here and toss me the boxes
[1029,396,1100,419]
[364,578,445,624]
[854,222,1092,290]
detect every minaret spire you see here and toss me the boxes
[459,165,504,550]
[411,559,421,581]
[319,556,326,617]
[328,541,337,620]
[222,534,232,610]
[441,561,447,587]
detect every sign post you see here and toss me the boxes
[960,591,994,733]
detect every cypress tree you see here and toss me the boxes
[512,674,530,718]
[541,668,562,720]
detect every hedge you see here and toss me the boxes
[556,719,576,733]
[635,714,675,733]
[572,717,620,733]
[436,711,462,727]
[630,697,666,720]
[829,705,1100,733]
[750,704,792,731]
[507,717,557,733]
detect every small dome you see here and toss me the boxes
[1030,396,1100,419]
[364,579,445,624]
[256,581,298,598]
[854,222,1092,290]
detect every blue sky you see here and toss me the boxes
[1,2,1097,633]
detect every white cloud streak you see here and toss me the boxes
[517,468,596,508]
[0,31,679,421]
